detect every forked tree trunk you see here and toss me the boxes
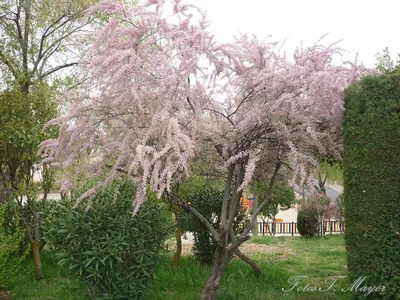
[32,241,43,280]
[200,245,229,300]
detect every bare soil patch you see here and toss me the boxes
[167,241,295,258]
[239,242,295,258]
[0,290,10,300]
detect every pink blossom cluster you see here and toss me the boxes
[40,0,367,212]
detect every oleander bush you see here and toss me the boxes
[43,178,173,299]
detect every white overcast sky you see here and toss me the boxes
[185,0,400,68]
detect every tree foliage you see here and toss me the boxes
[0,201,29,287]
[375,47,400,74]
[0,0,103,281]
[0,86,56,199]
[343,74,400,299]
[256,180,295,221]
[0,0,99,91]
[297,206,319,238]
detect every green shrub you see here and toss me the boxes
[297,196,332,238]
[180,188,245,266]
[343,74,400,299]
[0,201,29,287]
[43,178,173,299]
[297,206,319,238]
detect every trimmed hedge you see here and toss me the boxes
[343,74,400,299]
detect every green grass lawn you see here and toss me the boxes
[4,235,355,299]
[150,234,353,300]
[3,252,89,300]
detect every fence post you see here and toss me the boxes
[291,222,294,236]
[262,222,265,236]
[272,222,275,235]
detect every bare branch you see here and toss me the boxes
[40,62,78,79]
[227,161,245,228]
[220,164,234,229]
[227,89,254,119]
[170,192,220,242]
[203,107,234,126]
[233,161,281,247]
[0,49,19,79]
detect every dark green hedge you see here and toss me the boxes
[343,74,400,299]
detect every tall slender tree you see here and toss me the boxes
[40,0,366,298]
[0,0,99,280]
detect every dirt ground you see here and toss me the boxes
[0,290,10,300]
[168,240,295,257]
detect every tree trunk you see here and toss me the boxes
[200,245,229,300]
[32,241,43,280]
[171,207,182,266]
[318,181,326,195]
[172,227,182,266]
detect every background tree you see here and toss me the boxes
[0,86,56,280]
[0,0,99,280]
[375,47,400,74]
[40,1,365,298]
[312,160,343,195]
[255,179,295,235]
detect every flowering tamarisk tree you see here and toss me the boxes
[40,0,365,298]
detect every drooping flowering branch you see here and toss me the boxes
[40,0,368,215]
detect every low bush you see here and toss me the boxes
[297,206,319,238]
[43,178,173,299]
[0,201,29,287]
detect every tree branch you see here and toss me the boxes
[14,3,24,49]
[22,0,31,85]
[233,248,261,277]
[227,89,254,119]
[233,162,281,248]
[169,192,220,243]
[322,173,328,186]
[40,62,78,79]
[203,108,235,126]
[227,161,245,228]
[0,49,19,79]
[33,13,68,75]
[220,164,234,229]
